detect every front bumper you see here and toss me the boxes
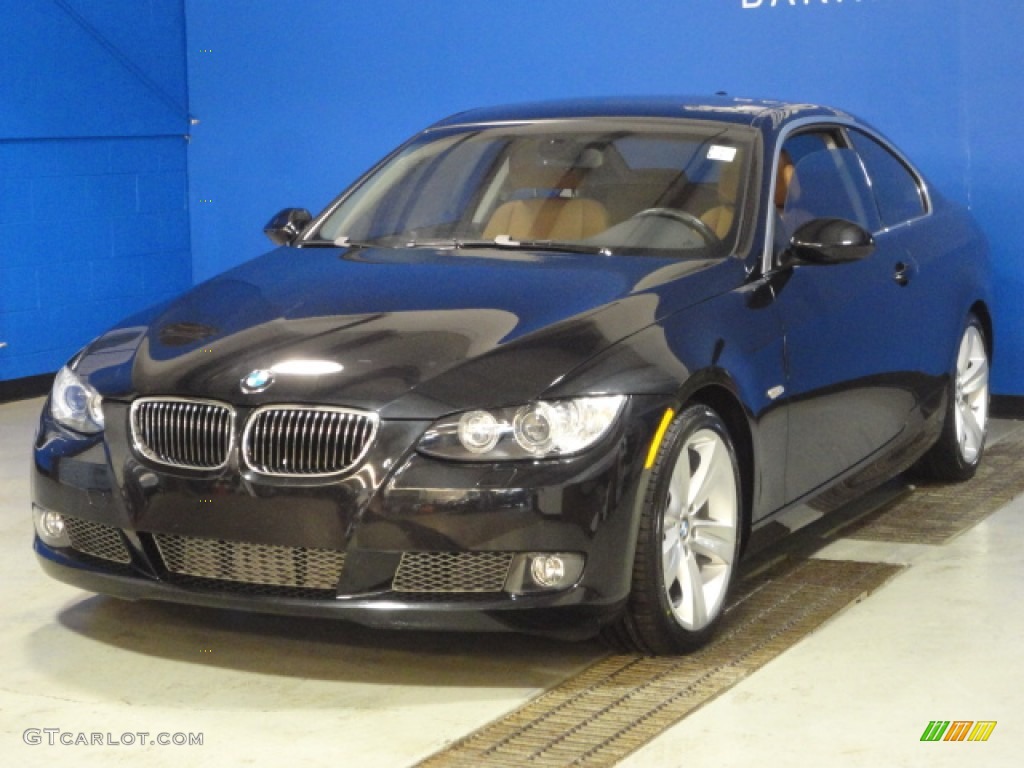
[31,396,668,638]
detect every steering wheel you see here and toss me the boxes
[632,208,721,247]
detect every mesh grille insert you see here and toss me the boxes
[131,398,234,470]
[392,552,513,593]
[242,405,377,477]
[160,573,339,600]
[65,517,132,564]
[153,533,345,591]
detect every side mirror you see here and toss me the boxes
[787,218,875,266]
[264,208,312,246]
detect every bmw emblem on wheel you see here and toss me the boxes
[241,369,274,393]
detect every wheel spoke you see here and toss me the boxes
[961,356,989,396]
[662,536,681,588]
[961,405,984,455]
[667,452,691,524]
[664,487,684,529]
[967,327,986,359]
[684,549,708,627]
[687,437,722,512]
[690,520,736,565]
[957,334,971,373]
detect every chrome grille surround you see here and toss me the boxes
[153,533,346,591]
[65,517,132,564]
[241,405,378,478]
[392,552,514,593]
[130,397,235,470]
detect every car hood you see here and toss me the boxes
[77,245,730,418]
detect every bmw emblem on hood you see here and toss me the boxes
[241,369,274,394]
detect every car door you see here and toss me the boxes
[844,127,955,379]
[769,130,923,503]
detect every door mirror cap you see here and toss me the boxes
[264,208,313,246]
[786,218,875,266]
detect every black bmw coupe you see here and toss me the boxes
[32,97,992,654]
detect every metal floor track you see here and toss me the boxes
[419,558,900,768]
[843,429,1024,544]
[418,427,1024,768]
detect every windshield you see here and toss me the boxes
[312,119,754,258]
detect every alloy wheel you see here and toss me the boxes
[954,325,989,465]
[661,428,739,631]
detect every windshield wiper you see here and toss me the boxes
[331,236,391,248]
[405,235,612,255]
[293,236,384,248]
[332,236,459,249]
[326,235,612,255]
[487,235,612,256]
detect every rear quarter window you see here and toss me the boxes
[849,129,927,229]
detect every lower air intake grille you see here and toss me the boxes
[153,534,345,591]
[392,552,513,593]
[65,517,132,564]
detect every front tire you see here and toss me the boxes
[913,315,990,482]
[603,405,742,655]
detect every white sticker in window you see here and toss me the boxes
[708,145,738,162]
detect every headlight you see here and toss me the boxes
[50,365,104,434]
[418,395,626,461]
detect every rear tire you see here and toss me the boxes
[602,405,742,655]
[913,315,989,482]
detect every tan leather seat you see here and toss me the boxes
[483,143,609,241]
[483,197,609,241]
[701,149,794,239]
[700,155,742,239]
[775,150,795,209]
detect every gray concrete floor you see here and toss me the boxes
[2,397,1022,766]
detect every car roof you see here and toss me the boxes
[428,95,855,132]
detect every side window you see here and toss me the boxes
[779,132,831,166]
[779,146,880,237]
[848,129,927,228]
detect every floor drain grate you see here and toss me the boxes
[417,558,900,768]
[842,430,1024,545]
[417,427,1024,767]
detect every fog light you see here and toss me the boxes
[504,552,584,593]
[33,504,71,547]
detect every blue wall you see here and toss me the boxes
[183,0,970,278]
[0,0,192,381]
[183,0,1022,393]
[4,1,1022,394]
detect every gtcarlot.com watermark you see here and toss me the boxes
[23,729,203,747]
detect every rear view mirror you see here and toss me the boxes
[264,208,312,246]
[788,218,875,266]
